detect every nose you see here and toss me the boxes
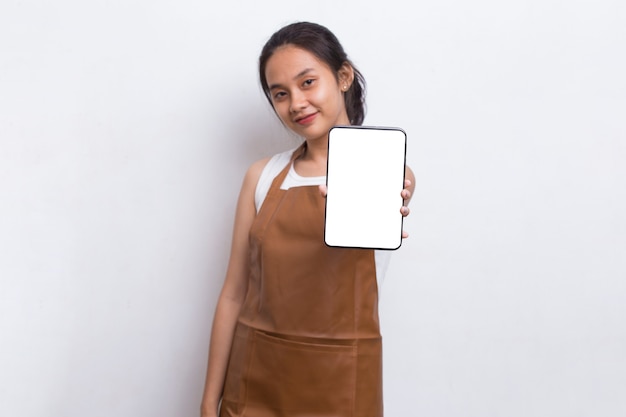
[289,89,308,113]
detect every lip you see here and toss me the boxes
[294,112,317,125]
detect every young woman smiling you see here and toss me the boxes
[201,22,415,417]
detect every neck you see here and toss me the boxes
[302,138,328,164]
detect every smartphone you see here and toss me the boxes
[324,126,407,250]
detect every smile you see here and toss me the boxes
[295,113,317,125]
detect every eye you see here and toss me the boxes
[273,91,287,101]
[303,79,315,87]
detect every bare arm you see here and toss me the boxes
[200,158,269,417]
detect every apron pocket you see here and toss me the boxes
[245,331,357,416]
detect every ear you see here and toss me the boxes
[337,62,355,90]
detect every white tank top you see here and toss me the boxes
[254,147,392,288]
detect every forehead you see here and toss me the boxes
[265,45,334,84]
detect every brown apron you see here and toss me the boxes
[220,145,383,417]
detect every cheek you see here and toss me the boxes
[311,86,343,110]
[272,102,292,123]
[315,84,335,101]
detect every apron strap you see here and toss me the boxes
[266,142,308,197]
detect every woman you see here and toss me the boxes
[201,22,415,417]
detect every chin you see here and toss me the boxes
[303,130,329,142]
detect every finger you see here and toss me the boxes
[318,184,327,198]
[402,230,409,239]
[404,179,412,189]
[401,189,411,200]
[400,206,410,217]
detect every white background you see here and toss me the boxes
[1,1,625,416]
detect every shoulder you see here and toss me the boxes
[253,147,299,209]
[261,148,295,177]
[239,157,272,206]
[245,148,293,188]
[244,156,272,185]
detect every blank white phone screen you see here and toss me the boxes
[324,126,407,250]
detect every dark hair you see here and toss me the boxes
[259,22,366,126]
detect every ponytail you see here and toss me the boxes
[344,66,366,126]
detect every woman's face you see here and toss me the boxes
[264,45,351,143]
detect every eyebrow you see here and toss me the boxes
[268,68,315,90]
